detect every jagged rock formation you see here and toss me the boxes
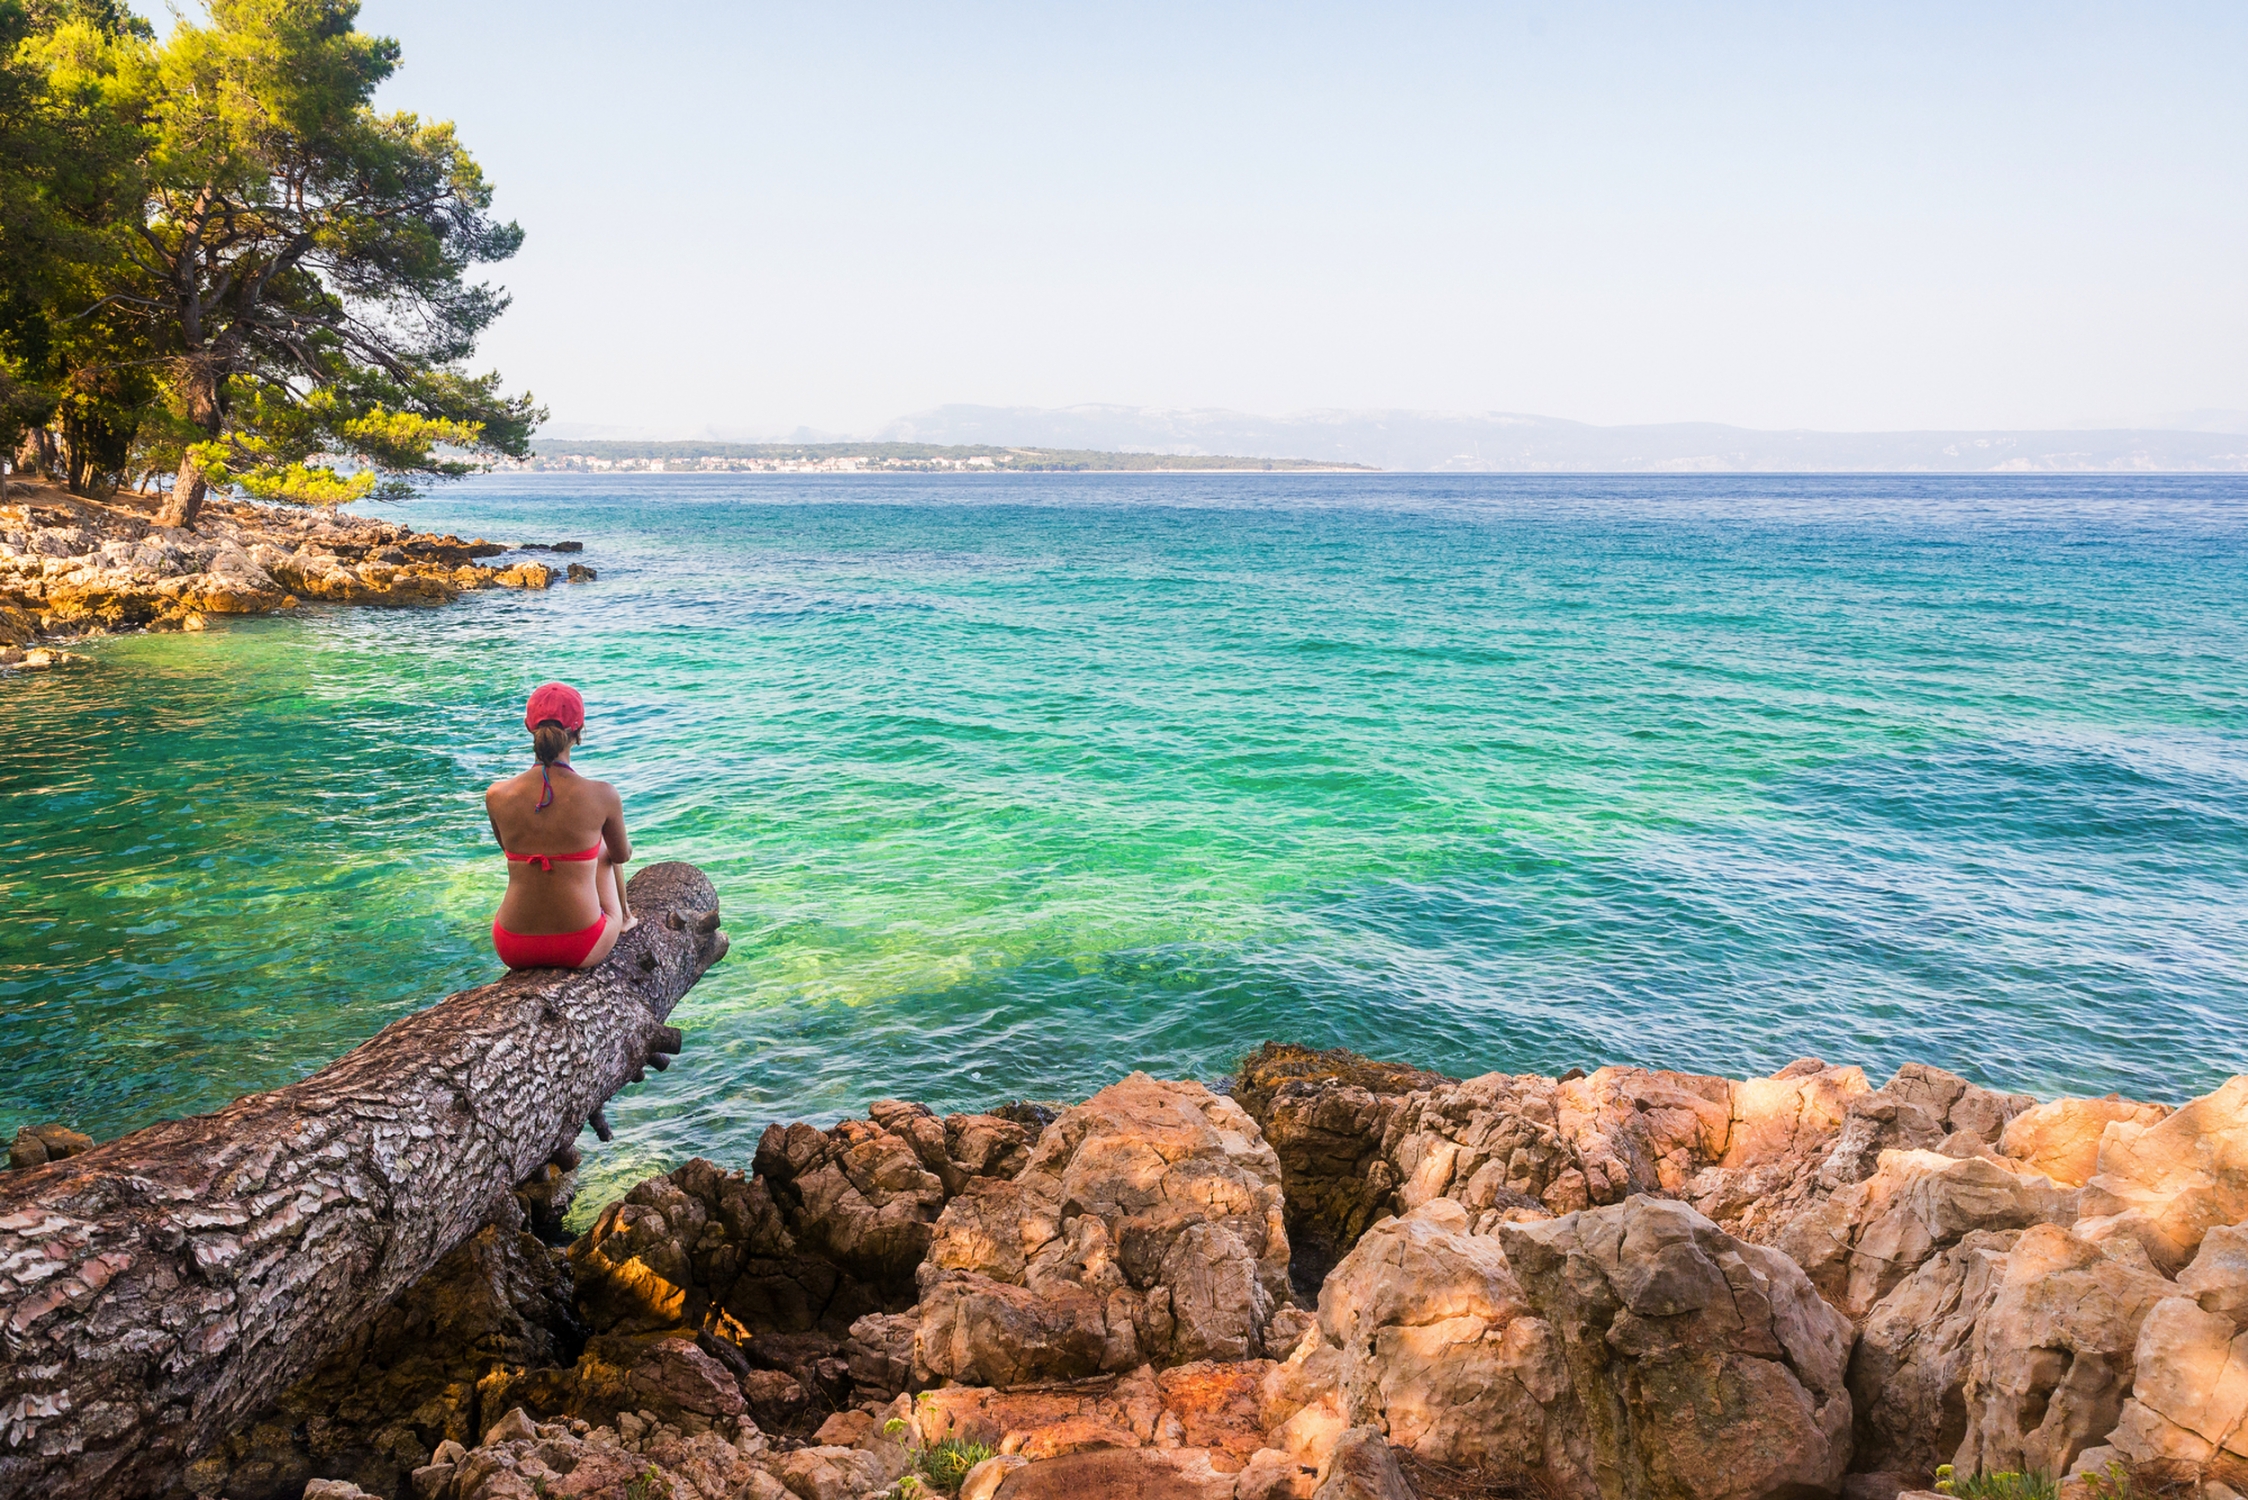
[911,1074,1292,1386]
[16,1036,2248,1500]
[1502,1197,1855,1500]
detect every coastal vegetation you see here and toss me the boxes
[0,0,536,523]
[524,439,1373,473]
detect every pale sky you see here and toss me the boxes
[356,1,2248,437]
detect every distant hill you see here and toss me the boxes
[872,405,2248,473]
[522,440,1369,473]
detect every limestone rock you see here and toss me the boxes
[485,1333,749,1436]
[0,487,576,651]
[1315,1199,1584,1487]
[1244,1048,1887,1286]
[1311,1426,1414,1500]
[1954,1223,2176,1480]
[1232,1043,1454,1287]
[569,1105,1029,1404]
[904,1359,1272,1464]
[2000,1096,2172,1188]
[436,1410,768,1500]
[913,1074,1291,1385]
[1847,1229,2019,1482]
[1233,1447,1305,1500]
[843,1310,918,1401]
[2098,1224,2248,1483]
[1773,1148,2076,1322]
[960,1454,1031,1500]
[1707,1063,2034,1252]
[2078,1075,2248,1275]
[774,1443,892,1500]
[1501,1196,1854,1500]
[986,1445,1240,1499]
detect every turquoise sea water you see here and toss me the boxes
[5,473,2246,1213]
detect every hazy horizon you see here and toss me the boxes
[535,401,2248,446]
[358,2,2247,439]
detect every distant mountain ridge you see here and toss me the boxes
[869,405,2248,473]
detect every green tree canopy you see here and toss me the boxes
[4,0,538,520]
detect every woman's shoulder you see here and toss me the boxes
[486,769,534,801]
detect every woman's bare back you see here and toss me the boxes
[487,758,631,938]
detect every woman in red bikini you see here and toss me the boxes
[487,681,636,969]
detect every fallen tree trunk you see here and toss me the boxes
[0,861,728,1500]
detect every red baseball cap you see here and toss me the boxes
[524,681,585,733]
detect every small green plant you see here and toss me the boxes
[1934,1466,2059,1500]
[624,1465,673,1500]
[2078,1462,2141,1499]
[918,1435,996,1491]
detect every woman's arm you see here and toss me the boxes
[602,785,632,865]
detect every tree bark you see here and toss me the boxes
[0,861,728,1500]
[155,451,206,529]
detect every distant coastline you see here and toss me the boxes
[522,440,1374,475]
[550,406,2248,474]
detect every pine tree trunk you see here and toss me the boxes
[0,861,728,1500]
[156,451,207,529]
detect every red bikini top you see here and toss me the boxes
[507,843,601,872]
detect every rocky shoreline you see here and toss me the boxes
[143,1043,2246,1500]
[0,479,589,661]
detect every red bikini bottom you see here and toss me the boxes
[492,912,608,969]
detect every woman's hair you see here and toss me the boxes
[531,719,580,765]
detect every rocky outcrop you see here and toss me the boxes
[414,1405,771,1500]
[568,1102,1034,1414]
[1845,1229,2018,1481]
[1501,1197,1855,1500]
[2077,1224,2248,1491]
[0,483,570,644]
[1773,1148,2077,1322]
[1954,1224,2176,1480]
[1238,1051,1900,1263]
[1699,1062,2036,1251]
[1312,1199,1586,1490]
[1999,1097,2173,1188]
[2077,1076,2248,1275]
[912,1074,1292,1385]
[88,1048,2248,1500]
[1232,1043,1455,1291]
